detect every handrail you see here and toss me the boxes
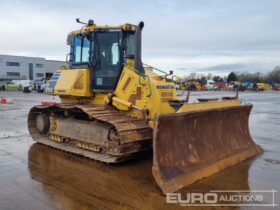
[143,63,168,75]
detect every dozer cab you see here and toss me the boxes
[28,19,262,194]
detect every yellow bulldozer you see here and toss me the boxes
[28,19,262,194]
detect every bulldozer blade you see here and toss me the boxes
[152,104,263,194]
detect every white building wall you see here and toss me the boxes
[44,60,67,77]
[0,54,66,83]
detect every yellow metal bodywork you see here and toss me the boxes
[48,23,243,127]
[225,81,240,91]
[49,62,242,127]
[246,83,265,91]
[33,21,262,195]
[54,69,92,97]
[186,81,202,91]
[256,83,265,91]
[263,84,272,90]
[49,57,244,127]
[49,54,178,119]
[68,23,137,36]
[177,100,240,113]
[114,65,177,118]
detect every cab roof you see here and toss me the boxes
[68,23,137,36]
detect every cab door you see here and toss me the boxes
[91,31,123,91]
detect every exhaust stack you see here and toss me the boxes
[134,21,145,73]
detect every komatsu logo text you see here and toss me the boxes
[156,85,175,89]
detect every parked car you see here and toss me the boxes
[34,79,48,93]
[6,80,32,91]
[6,82,21,91]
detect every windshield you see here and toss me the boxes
[73,34,90,63]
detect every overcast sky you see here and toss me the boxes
[0,0,279,76]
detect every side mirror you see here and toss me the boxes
[66,53,74,63]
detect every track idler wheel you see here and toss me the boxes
[35,114,50,134]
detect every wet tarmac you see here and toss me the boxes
[0,91,279,210]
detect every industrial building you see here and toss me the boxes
[0,54,66,85]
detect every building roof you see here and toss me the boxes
[0,54,45,59]
[0,54,65,63]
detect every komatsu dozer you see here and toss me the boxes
[28,19,263,194]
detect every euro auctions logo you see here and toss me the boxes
[166,190,278,207]
[167,192,218,204]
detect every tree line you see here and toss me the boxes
[185,66,280,85]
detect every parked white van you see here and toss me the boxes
[206,80,215,90]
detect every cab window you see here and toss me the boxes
[73,35,90,63]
